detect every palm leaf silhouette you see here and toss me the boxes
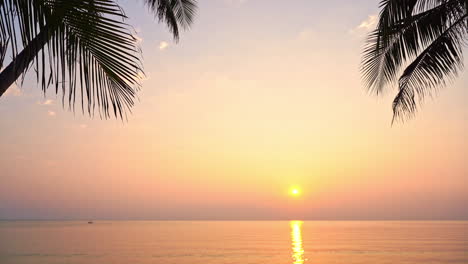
[0,0,197,119]
[361,0,467,123]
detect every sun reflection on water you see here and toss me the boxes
[290,221,305,264]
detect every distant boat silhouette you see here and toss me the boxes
[88,221,94,224]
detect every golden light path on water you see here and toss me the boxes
[290,221,305,264]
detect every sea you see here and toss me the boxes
[0,221,467,264]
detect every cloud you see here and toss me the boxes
[132,26,143,44]
[225,0,248,4]
[3,84,22,97]
[138,71,150,82]
[358,15,378,30]
[297,29,315,41]
[133,34,143,44]
[47,110,56,117]
[37,99,54,105]
[350,15,378,34]
[159,41,169,50]
[79,124,88,129]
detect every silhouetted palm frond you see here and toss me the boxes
[361,0,467,122]
[0,0,197,118]
[145,0,197,41]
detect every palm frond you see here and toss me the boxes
[1,0,198,118]
[392,14,467,122]
[361,0,467,123]
[0,0,143,119]
[144,0,197,41]
[362,0,463,94]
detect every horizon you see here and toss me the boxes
[2,218,468,221]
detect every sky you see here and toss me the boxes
[0,0,467,220]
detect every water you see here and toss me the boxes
[0,221,466,264]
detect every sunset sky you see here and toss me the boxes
[0,0,467,220]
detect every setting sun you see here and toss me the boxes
[290,188,301,197]
[1,0,468,263]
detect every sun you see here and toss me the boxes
[290,187,301,197]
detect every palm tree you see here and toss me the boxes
[0,0,196,118]
[361,0,467,122]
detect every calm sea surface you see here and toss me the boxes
[0,221,467,264]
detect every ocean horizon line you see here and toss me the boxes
[1,219,467,222]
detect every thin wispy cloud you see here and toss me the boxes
[3,84,22,97]
[133,26,143,44]
[37,99,54,105]
[350,15,377,34]
[297,29,315,41]
[138,71,150,82]
[133,34,143,44]
[47,110,56,117]
[359,15,378,30]
[79,124,88,129]
[159,41,169,50]
[225,0,248,4]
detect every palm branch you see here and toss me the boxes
[361,0,467,123]
[0,0,197,118]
